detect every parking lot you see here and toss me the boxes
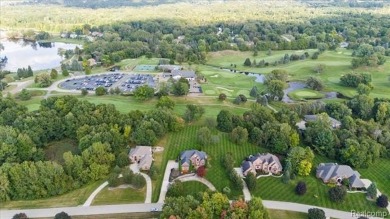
[59,73,156,92]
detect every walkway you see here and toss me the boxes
[83,181,109,207]
[158,160,178,203]
[129,163,152,203]
[175,174,216,191]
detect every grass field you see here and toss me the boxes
[268,209,308,219]
[17,94,252,118]
[1,180,103,209]
[44,139,79,164]
[197,65,265,98]
[252,156,389,215]
[358,159,390,197]
[118,57,160,72]
[287,88,325,101]
[38,212,160,219]
[206,49,390,99]
[179,181,211,197]
[92,186,145,205]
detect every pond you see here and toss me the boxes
[0,39,81,72]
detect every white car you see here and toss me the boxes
[150,207,158,212]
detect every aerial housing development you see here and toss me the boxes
[0,0,390,219]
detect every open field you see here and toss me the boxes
[197,65,265,97]
[44,139,79,164]
[206,49,390,99]
[118,58,161,72]
[1,180,104,209]
[92,187,146,205]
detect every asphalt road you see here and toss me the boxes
[0,203,164,219]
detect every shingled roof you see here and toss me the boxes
[179,150,207,165]
[316,163,365,188]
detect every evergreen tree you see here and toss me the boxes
[244,58,252,66]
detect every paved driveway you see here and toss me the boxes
[130,164,152,203]
[158,160,178,203]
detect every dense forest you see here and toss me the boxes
[79,12,390,66]
[0,95,184,201]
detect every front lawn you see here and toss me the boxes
[180,181,211,197]
[268,209,307,219]
[358,159,390,197]
[92,186,145,205]
[1,180,103,209]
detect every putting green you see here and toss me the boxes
[288,88,325,100]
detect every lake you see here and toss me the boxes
[0,39,81,72]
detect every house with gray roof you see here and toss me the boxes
[163,70,196,81]
[296,114,341,130]
[129,146,153,171]
[179,150,207,174]
[241,153,282,176]
[316,163,365,189]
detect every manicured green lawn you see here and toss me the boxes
[288,88,325,101]
[44,138,79,164]
[358,159,390,197]
[197,65,265,98]
[152,123,266,202]
[179,181,211,197]
[252,155,389,215]
[1,180,104,209]
[92,186,145,205]
[268,209,307,219]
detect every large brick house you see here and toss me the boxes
[179,150,207,174]
[316,163,365,189]
[241,153,282,176]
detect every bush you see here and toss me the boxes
[197,127,212,146]
[132,173,146,189]
[245,172,257,191]
[166,181,184,197]
[54,211,71,219]
[229,170,243,190]
[219,93,227,101]
[366,182,377,199]
[197,166,206,177]
[340,73,371,88]
[308,208,326,219]
[295,181,307,195]
[122,169,134,184]
[148,165,159,180]
[116,152,130,168]
[230,126,248,145]
[95,86,107,96]
[12,213,28,219]
[306,77,324,91]
[223,186,231,194]
[134,85,155,101]
[328,186,347,203]
[50,69,58,79]
[108,173,122,187]
[376,195,389,208]
[18,89,31,101]
[81,88,88,96]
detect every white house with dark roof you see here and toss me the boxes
[296,114,341,130]
[163,70,196,81]
[179,150,207,174]
[241,153,282,176]
[316,163,365,189]
[129,146,153,171]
